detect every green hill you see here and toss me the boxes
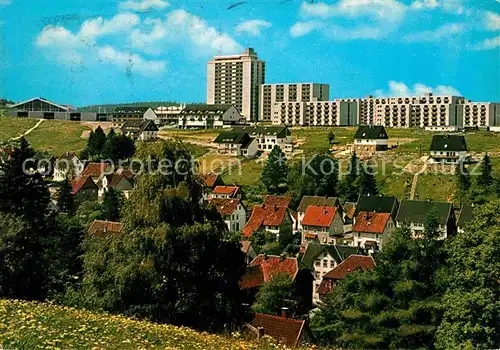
[0,299,303,349]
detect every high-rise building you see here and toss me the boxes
[206,48,265,122]
[259,83,329,121]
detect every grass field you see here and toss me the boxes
[415,174,456,202]
[25,120,91,156]
[0,299,301,350]
[0,115,38,141]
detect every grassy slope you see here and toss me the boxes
[0,115,38,141]
[0,299,301,350]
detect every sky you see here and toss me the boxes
[0,0,499,107]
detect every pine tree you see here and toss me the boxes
[58,178,75,214]
[327,130,336,145]
[252,272,300,317]
[86,126,106,159]
[455,162,470,205]
[261,146,288,193]
[101,188,124,222]
[357,161,379,196]
[339,152,360,201]
[476,153,493,190]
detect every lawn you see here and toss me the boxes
[0,299,300,350]
[196,153,241,174]
[222,158,266,187]
[0,115,38,141]
[25,120,91,156]
[415,174,457,203]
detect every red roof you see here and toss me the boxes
[71,175,97,195]
[88,220,123,237]
[250,313,307,347]
[119,169,135,180]
[249,254,299,282]
[201,173,219,188]
[82,162,110,177]
[353,211,391,234]
[263,195,292,208]
[210,198,240,216]
[242,205,288,237]
[301,205,338,228]
[240,265,264,289]
[212,185,239,196]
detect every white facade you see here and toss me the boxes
[178,105,242,129]
[53,155,84,182]
[352,217,395,250]
[429,149,467,164]
[225,202,247,232]
[141,108,159,123]
[462,101,500,128]
[301,211,344,246]
[311,251,339,304]
[154,104,186,125]
[216,138,259,159]
[207,48,265,122]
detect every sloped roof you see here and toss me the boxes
[242,205,288,237]
[113,106,151,114]
[301,243,359,269]
[323,255,375,281]
[297,196,340,213]
[71,175,98,195]
[250,313,307,347]
[430,135,467,152]
[457,204,474,227]
[179,104,233,113]
[353,212,391,234]
[240,265,264,289]
[354,195,398,218]
[82,162,110,177]
[11,97,70,111]
[108,173,134,190]
[232,126,290,138]
[263,195,292,208]
[121,119,158,132]
[396,200,453,226]
[210,198,240,216]
[212,185,239,196]
[354,125,388,140]
[88,220,123,236]
[301,206,338,228]
[201,173,220,188]
[249,254,299,282]
[213,131,251,145]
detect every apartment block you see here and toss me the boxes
[462,102,500,128]
[259,83,329,121]
[207,48,265,122]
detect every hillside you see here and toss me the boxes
[0,299,308,349]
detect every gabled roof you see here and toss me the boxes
[250,313,307,347]
[301,205,338,228]
[323,255,375,281]
[179,104,233,114]
[121,119,158,132]
[301,243,359,270]
[396,200,454,226]
[353,212,392,234]
[82,162,110,177]
[107,173,134,190]
[212,185,239,196]
[263,195,292,208]
[88,220,123,237]
[232,125,290,138]
[430,135,467,152]
[210,198,241,216]
[201,173,222,188]
[242,205,289,237]
[71,175,98,195]
[213,131,252,145]
[249,254,300,282]
[297,196,340,213]
[343,201,356,219]
[10,97,70,111]
[354,125,388,140]
[240,265,264,289]
[354,195,399,218]
[457,205,474,227]
[113,106,151,114]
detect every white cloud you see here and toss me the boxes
[472,36,500,51]
[130,10,242,55]
[374,81,462,97]
[78,13,140,40]
[235,20,272,37]
[98,45,166,75]
[403,23,466,42]
[290,21,322,37]
[485,11,500,31]
[119,0,169,12]
[410,0,439,10]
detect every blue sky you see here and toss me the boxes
[0,0,499,106]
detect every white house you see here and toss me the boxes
[296,196,342,232]
[178,104,243,129]
[53,153,84,181]
[111,106,157,124]
[353,125,389,155]
[211,185,242,199]
[213,131,259,159]
[233,126,293,153]
[210,198,247,232]
[429,134,468,165]
[301,205,344,246]
[352,211,396,251]
[154,104,186,125]
[120,120,158,141]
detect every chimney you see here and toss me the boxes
[257,327,264,339]
[281,307,289,318]
[280,253,285,262]
[263,252,268,260]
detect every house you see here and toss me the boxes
[457,204,474,233]
[233,126,293,153]
[242,204,294,240]
[53,153,84,181]
[300,205,344,246]
[301,243,360,304]
[297,196,342,231]
[81,162,113,184]
[240,254,314,309]
[211,185,242,199]
[88,220,123,237]
[246,313,314,347]
[99,173,135,199]
[353,125,389,155]
[71,175,98,203]
[213,131,259,159]
[154,104,186,125]
[240,240,257,264]
[317,255,376,301]
[342,201,356,224]
[120,119,158,140]
[429,134,468,165]
[352,211,396,251]
[200,173,225,200]
[209,198,247,232]
[353,195,399,221]
[395,200,457,239]
[178,104,243,129]
[110,106,157,123]
[263,195,298,231]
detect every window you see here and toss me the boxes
[315,259,320,267]
[323,260,328,268]
[330,260,335,268]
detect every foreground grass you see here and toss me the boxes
[0,115,38,141]
[0,299,297,350]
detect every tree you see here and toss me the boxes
[476,153,493,190]
[435,201,500,349]
[455,162,471,206]
[252,272,299,317]
[261,146,288,193]
[356,162,379,196]
[327,130,336,145]
[85,126,106,158]
[58,178,75,214]
[102,130,136,163]
[339,152,360,202]
[100,188,124,222]
[75,201,103,227]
